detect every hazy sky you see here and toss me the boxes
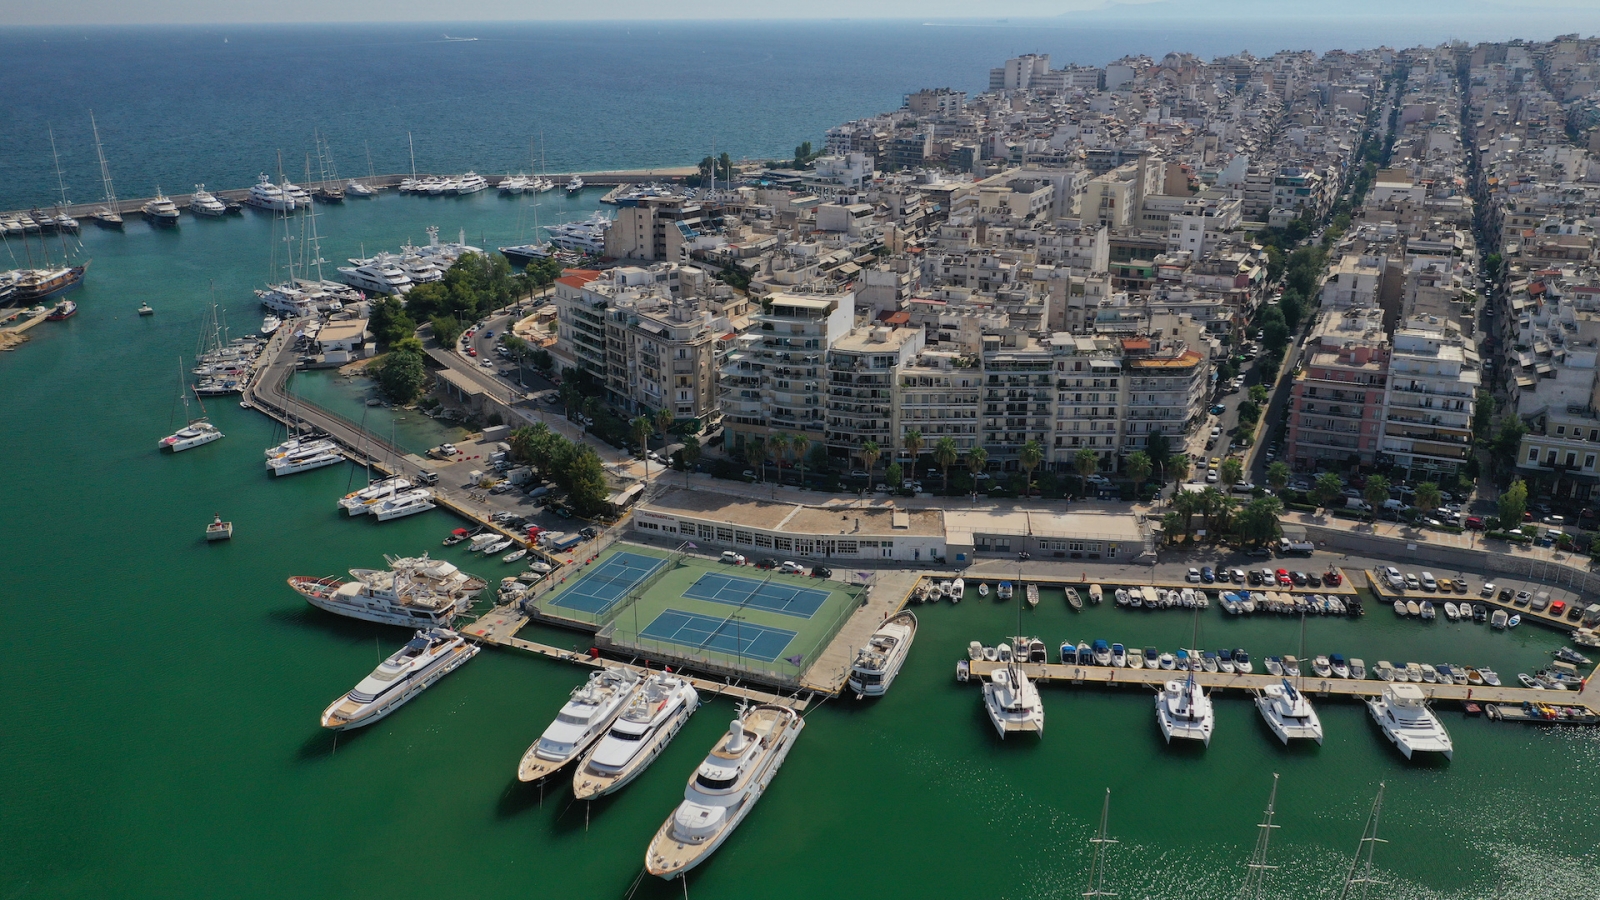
[6,0,1597,26]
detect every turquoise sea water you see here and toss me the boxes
[3,197,1599,896]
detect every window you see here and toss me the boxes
[754,533,773,549]
[680,520,699,533]
[1567,453,1577,468]
[735,530,754,545]
[774,537,793,551]
[1529,448,1540,462]
[1586,454,1596,470]
[699,524,716,540]
[715,527,734,542]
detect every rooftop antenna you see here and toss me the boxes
[1237,773,1280,900]
[1336,783,1388,900]
[1083,788,1117,898]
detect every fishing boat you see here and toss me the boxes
[978,582,989,597]
[1254,678,1323,744]
[518,667,644,782]
[982,660,1044,738]
[1066,587,1082,611]
[950,578,965,601]
[644,703,804,880]
[572,672,700,800]
[1088,584,1103,605]
[1025,584,1039,608]
[1366,684,1453,760]
[847,611,917,698]
[1491,609,1509,629]
[996,581,1014,601]
[205,513,233,541]
[320,628,478,730]
[45,299,77,320]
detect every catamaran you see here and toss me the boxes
[644,703,804,880]
[159,357,224,452]
[320,628,478,730]
[1366,683,1453,760]
[372,489,436,521]
[572,671,700,800]
[338,475,416,515]
[1254,678,1324,744]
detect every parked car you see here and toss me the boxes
[1187,568,1202,583]
[1275,569,1292,587]
[720,551,745,565]
[1323,570,1343,587]
[811,565,832,578]
[1465,516,1485,530]
[780,561,805,574]
[1420,572,1437,592]
[1248,570,1264,586]
[1514,590,1531,606]
[1307,573,1323,588]
[1230,568,1246,584]
[755,558,777,569]
[1404,573,1420,590]
[1290,571,1308,587]
[1200,566,1215,583]
[1480,582,1496,597]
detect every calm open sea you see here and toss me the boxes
[3,20,1600,900]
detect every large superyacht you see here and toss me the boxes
[320,628,478,730]
[517,667,643,782]
[572,672,700,800]
[288,554,486,626]
[645,703,804,880]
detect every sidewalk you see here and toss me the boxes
[1283,509,1598,582]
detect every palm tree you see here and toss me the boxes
[933,437,959,493]
[861,440,882,481]
[680,434,701,485]
[1219,457,1244,492]
[1415,481,1441,513]
[1172,489,1201,539]
[791,433,811,489]
[903,429,924,483]
[1266,461,1291,495]
[1362,475,1390,515]
[631,415,652,480]
[1170,456,1191,486]
[1073,446,1099,498]
[965,446,988,488]
[1126,450,1153,499]
[653,407,674,456]
[1238,495,1284,546]
[769,432,791,485]
[1019,439,1044,496]
[748,438,771,483]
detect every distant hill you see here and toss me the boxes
[1059,0,1599,21]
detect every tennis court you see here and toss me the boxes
[638,609,797,663]
[547,551,667,616]
[682,572,831,619]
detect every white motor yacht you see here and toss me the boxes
[982,662,1044,738]
[453,172,488,194]
[246,174,295,211]
[543,213,612,254]
[645,704,804,880]
[1254,679,1324,744]
[338,255,414,295]
[267,440,343,475]
[189,184,227,217]
[573,672,700,800]
[1366,684,1453,760]
[160,419,224,452]
[1156,675,1215,746]
[846,611,917,698]
[280,180,310,206]
[345,179,376,197]
[428,177,457,195]
[373,489,436,521]
[141,189,180,225]
[260,315,281,336]
[320,628,478,730]
[565,175,585,194]
[338,475,415,516]
[288,554,485,626]
[498,174,529,194]
[518,667,644,782]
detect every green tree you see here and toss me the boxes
[1249,384,1269,405]
[886,461,903,490]
[790,433,811,488]
[679,434,701,483]
[1472,390,1495,443]
[1019,440,1045,495]
[1169,455,1191,485]
[430,315,463,348]
[1499,478,1528,530]
[933,437,959,493]
[368,297,416,345]
[965,447,988,486]
[1266,461,1291,494]
[903,429,925,476]
[1219,457,1244,490]
[563,446,611,517]
[1072,446,1096,497]
[653,407,675,455]
[1172,489,1201,538]
[1415,482,1441,513]
[1490,414,1528,475]
[768,432,791,484]
[372,336,428,403]
[1262,319,1290,353]
[1237,400,1262,427]
[1237,495,1285,546]
[1125,450,1153,498]
[1146,430,1172,480]
[861,440,881,477]
[529,348,553,373]
[1314,472,1345,509]
[1362,475,1390,513]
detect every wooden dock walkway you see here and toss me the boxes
[461,604,809,710]
[965,659,1600,714]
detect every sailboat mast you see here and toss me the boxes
[90,110,118,213]
[303,154,327,283]
[408,132,417,180]
[48,126,70,208]
[1237,773,1280,900]
[1083,788,1117,898]
[1336,783,1388,900]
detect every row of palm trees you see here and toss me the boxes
[1163,488,1284,546]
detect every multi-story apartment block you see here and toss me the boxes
[981,336,1055,469]
[1051,334,1126,467]
[1286,308,1391,471]
[1120,334,1209,456]
[899,350,983,457]
[604,196,709,262]
[825,325,926,466]
[720,290,856,458]
[1379,318,1479,479]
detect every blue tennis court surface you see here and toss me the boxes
[682,572,831,619]
[639,609,797,662]
[549,551,666,616]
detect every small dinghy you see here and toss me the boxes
[1394,600,1408,616]
[1026,583,1039,608]
[1088,584,1103,605]
[1264,656,1284,677]
[1406,600,1421,616]
[979,582,990,597]
[1507,614,1521,628]
[1491,609,1509,629]
[1066,588,1083,611]
[997,581,1014,601]
[950,578,965,602]
[1115,588,1129,606]
[982,646,998,662]
[1443,602,1459,621]
[968,641,984,661]
[1518,673,1539,688]
[502,549,527,563]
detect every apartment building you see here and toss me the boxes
[898,349,983,457]
[1121,335,1209,456]
[1286,308,1391,471]
[720,290,856,458]
[825,325,926,465]
[604,196,709,262]
[1051,334,1126,467]
[1379,318,1479,479]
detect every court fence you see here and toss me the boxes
[594,577,866,689]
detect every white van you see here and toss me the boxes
[1420,572,1437,592]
